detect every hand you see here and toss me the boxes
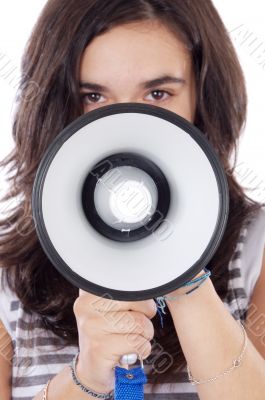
[73,290,157,393]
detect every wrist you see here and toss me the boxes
[76,352,114,394]
[39,366,90,400]
[165,268,213,308]
[167,273,214,310]
[168,268,208,296]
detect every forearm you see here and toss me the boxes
[33,364,114,400]
[166,277,265,400]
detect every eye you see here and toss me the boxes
[145,90,171,102]
[81,92,105,105]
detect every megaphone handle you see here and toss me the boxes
[114,353,147,400]
[119,353,139,369]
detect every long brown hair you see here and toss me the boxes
[0,0,263,384]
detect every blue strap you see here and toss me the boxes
[114,365,147,400]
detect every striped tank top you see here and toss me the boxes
[1,207,265,400]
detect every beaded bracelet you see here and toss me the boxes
[70,352,114,399]
[42,379,51,400]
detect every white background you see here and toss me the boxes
[0,1,264,205]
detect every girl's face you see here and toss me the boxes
[79,20,196,122]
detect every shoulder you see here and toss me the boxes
[240,206,265,300]
[244,207,265,358]
[0,268,18,341]
[246,206,265,235]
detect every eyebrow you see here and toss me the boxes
[79,75,186,92]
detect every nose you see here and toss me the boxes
[110,90,142,103]
[109,96,142,105]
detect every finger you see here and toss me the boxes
[98,333,152,365]
[126,299,157,320]
[98,310,155,341]
[78,290,157,320]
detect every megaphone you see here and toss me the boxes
[31,103,229,373]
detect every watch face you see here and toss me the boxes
[32,103,229,301]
